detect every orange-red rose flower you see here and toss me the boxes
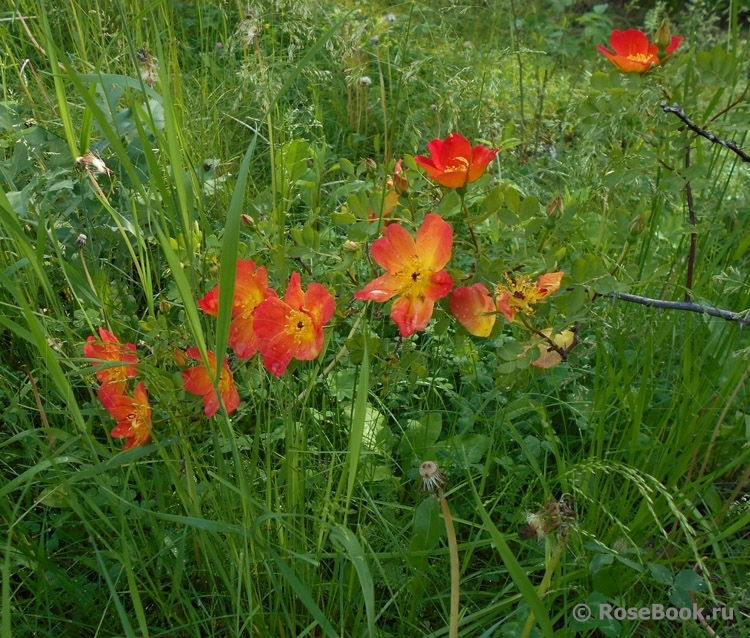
[181,348,240,417]
[99,381,152,450]
[597,28,683,73]
[495,271,564,323]
[198,259,277,359]
[414,133,498,189]
[355,213,453,337]
[83,327,138,393]
[450,283,496,337]
[253,272,336,377]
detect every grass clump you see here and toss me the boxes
[1,0,748,636]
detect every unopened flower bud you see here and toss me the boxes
[546,194,564,221]
[343,240,359,252]
[629,214,645,238]
[392,158,408,195]
[655,20,671,51]
[173,348,188,369]
[241,214,254,228]
[365,157,377,172]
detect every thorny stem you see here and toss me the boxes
[662,102,750,162]
[438,487,460,638]
[602,290,750,325]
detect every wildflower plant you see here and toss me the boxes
[4,2,749,637]
[597,28,683,72]
[354,213,454,338]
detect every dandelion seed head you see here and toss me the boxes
[419,461,446,493]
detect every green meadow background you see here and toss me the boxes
[1,0,748,636]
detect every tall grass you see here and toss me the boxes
[1,0,748,636]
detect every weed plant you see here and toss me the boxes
[1,0,748,636]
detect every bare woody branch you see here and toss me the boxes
[606,291,750,326]
[662,102,750,163]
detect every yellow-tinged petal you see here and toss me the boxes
[391,295,435,338]
[450,284,496,337]
[415,213,453,271]
[531,328,576,369]
[537,271,564,296]
[370,223,415,272]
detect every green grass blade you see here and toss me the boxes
[269,548,338,638]
[215,137,257,370]
[346,333,368,512]
[330,526,376,638]
[467,474,554,638]
[93,546,137,638]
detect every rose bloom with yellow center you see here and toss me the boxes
[181,348,240,417]
[414,133,498,189]
[197,259,277,359]
[495,271,564,323]
[597,28,683,73]
[253,272,335,377]
[99,381,152,450]
[355,213,454,337]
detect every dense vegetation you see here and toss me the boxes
[1,0,748,636]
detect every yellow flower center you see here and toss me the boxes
[287,309,312,345]
[627,53,654,63]
[496,275,547,316]
[234,288,265,320]
[218,369,233,397]
[396,256,431,298]
[127,406,151,445]
[443,156,470,174]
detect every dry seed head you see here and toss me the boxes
[419,461,446,493]
[75,151,113,177]
[137,46,158,87]
[519,511,549,542]
[519,495,577,542]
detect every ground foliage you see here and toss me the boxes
[0,0,748,636]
